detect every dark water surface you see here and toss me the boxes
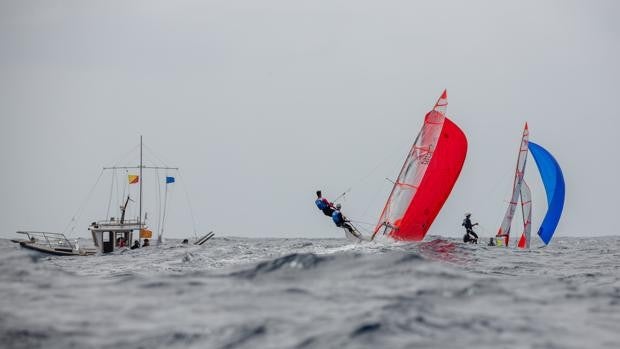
[1,236,619,349]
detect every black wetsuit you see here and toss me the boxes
[462,217,479,243]
[322,207,335,217]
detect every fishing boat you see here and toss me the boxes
[372,90,468,241]
[12,136,204,255]
[495,123,565,248]
[87,136,178,253]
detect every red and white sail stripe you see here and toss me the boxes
[497,123,529,246]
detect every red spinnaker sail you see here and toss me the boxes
[373,90,468,241]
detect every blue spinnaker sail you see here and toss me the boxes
[528,142,565,245]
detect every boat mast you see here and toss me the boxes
[139,135,143,229]
[100,137,179,243]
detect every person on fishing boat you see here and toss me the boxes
[332,203,358,237]
[462,213,479,243]
[315,190,335,217]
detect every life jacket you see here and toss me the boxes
[332,210,344,225]
[315,198,329,211]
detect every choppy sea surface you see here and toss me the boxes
[1,235,619,349]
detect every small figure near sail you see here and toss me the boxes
[332,204,360,238]
[315,190,335,217]
[462,213,479,244]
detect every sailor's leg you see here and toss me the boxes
[344,223,361,238]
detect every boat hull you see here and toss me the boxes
[15,241,96,256]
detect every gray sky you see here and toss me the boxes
[1,0,619,240]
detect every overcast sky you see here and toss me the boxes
[1,0,618,241]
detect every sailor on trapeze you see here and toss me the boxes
[462,212,479,244]
[332,204,360,238]
[314,190,336,217]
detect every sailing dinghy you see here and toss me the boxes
[372,90,468,241]
[496,124,565,248]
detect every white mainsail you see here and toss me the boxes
[496,123,529,246]
[518,180,532,248]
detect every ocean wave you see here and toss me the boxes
[232,253,333,279]
[2,237,620,349]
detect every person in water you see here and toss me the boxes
[315,190,335,217]
[131,240,140,249]
[142,238,150,247]
[462,213,479,244]
[332,203,359,237]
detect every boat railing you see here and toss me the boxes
[16,231,75,249]
[89,218,144,230]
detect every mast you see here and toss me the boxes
[139,135,143,229]
[371,90,467,241]
[496,123,529,246]
[99,137,179,242]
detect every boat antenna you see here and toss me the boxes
[139,135,143,231]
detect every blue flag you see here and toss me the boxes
[166,176,175,184]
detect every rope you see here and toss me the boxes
[106,168,115,219]
[177,170,198,234]
[330,139,412,222]
[110,144,140,167]
[63,169,105,236]
[156,169,162,237]
[349,221,373,235]
[332,187,352,203]
[160,173,170,241]
[348,219,375,226]
[360,181,390,218]
[143,143,171,168]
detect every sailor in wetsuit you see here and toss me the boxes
[462,213,479,244]
[332,203,359,237]
[315,190,335,217]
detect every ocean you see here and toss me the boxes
[1,235,619,349]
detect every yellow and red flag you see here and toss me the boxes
[128,175,139,184]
